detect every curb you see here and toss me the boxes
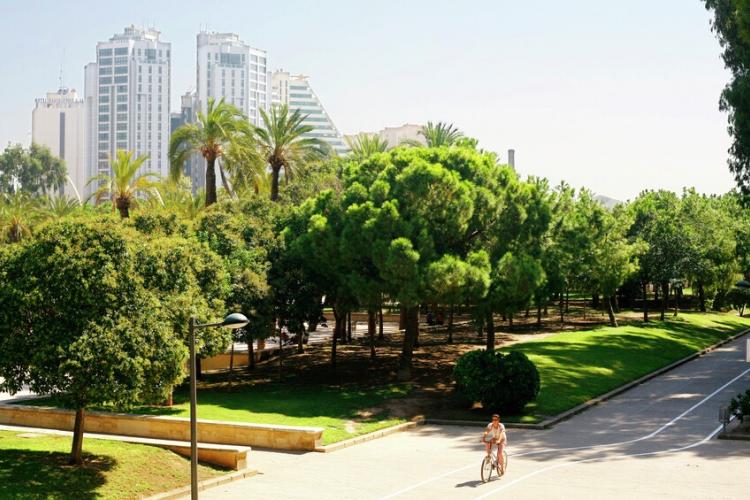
[426,326,750,430]
[314,419,424,453]
[146,468,258,500]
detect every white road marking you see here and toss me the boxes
[378,367,750,500]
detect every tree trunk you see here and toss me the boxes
[698,282,707,312]
[447,304,454,344]
[606,296,618,327]
[592,293,600,309]
[331,308,344,367]
[347,312,353,344]
[525,307,530,318]
[278,327,283,379]
[297,322,305,354]
[544,303,548,316]
[536,304,542,328]
[247,336,255,371]
[397,306,419,380]
[270,164,281,202]
[368,308,376,359]
[559,293,565,324]
[673,286,679,317]
[485,310,495,351]
[70,407,85,465]
[206,155,218,206]
[642,281,649,323]
[196,357,204,381]
[308,319,318,332]
[116,197,130,219]
[378,306,384,340]
[660,282,669,321]
[399,306,407,330]
[565,290,570,313]
[508,313,513,329]
[613,293,620,313]
[654,285,659,302]
[228,342,235,390]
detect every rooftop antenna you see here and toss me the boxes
[59,48,66,92]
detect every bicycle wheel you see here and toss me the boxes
[481,455,494,483]
[498,450,508,476]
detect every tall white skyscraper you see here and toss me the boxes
[271,71,348,156]
[32,88,85,199]
[193,31,268,190]
[84,26,171,196]
[196,32,268,125]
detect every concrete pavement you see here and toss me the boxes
[201,333,750,499]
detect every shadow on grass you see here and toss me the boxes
[0,449,114,499]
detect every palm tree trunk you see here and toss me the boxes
[116,197,129,219]
[206,156,218,206]
[270,164,281,201]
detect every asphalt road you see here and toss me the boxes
[199,334,750,499]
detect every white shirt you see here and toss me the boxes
[486,422,505,440]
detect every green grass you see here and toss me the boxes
[0,430,223,499]
[27,384,409,446]
[505,312,750,417]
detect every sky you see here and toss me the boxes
[0,0,735,201]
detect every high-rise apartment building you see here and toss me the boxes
[170,91,199,184]
[32,88,85,198]
[194,32,268,190]
[272,71,348,156]
[196,32,268,125]
[84,26,171,196]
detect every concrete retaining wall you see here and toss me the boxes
[0,405,323,451]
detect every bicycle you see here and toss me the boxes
[480,445,508,483]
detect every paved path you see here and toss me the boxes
[201,334,750,500]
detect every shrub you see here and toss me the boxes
[729,389,750,422]
[725,287,750,316]
[453,349,541,414]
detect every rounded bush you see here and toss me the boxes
[453,350,540,414]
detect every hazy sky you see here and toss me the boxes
[0,0,734,200]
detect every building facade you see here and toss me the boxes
[194,31,268,190]
[32,88,85,199]
[84,26,171,197]
[271,71,348,156]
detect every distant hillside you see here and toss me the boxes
[594,194,622,209]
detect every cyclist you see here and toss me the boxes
[481,414,506,473]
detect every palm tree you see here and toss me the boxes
[346,134,390,161]
[150,177,206,220]
[255,104,329,201]
[419,121,463,147]
[87,150,159,219]
[221,139,268,196]
[169,98,253,206]
[0,193,41,243]
[43,195,81,218]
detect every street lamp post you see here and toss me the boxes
[189,313,249,500]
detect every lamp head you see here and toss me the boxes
[222,312,249,329]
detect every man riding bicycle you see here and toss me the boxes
[481,414,506,473]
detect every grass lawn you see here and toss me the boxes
[27,384,409,446]
[134,383,409,445]
[0,430,223,499]
[507,312,750,418]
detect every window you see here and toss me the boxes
[98,142,108,151]
[117,104,127,112]
[114,76,127,84]
[100,67,112,75]
[117,132,127,141]
[99,113,110,122]
[99,48,113,57]
[114,47,128,56]
[98,105,108,113]
[145,48,156,60]
[99,57,112,66]
[117,113,127,121]
[99,95,109,103]
[98,133,109,140]
[98,152,108,160]
[99,77,112,85]
[115,56,128,65]
[114,66,128,75]
[117,85,128,93]
[98,123,108,131]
